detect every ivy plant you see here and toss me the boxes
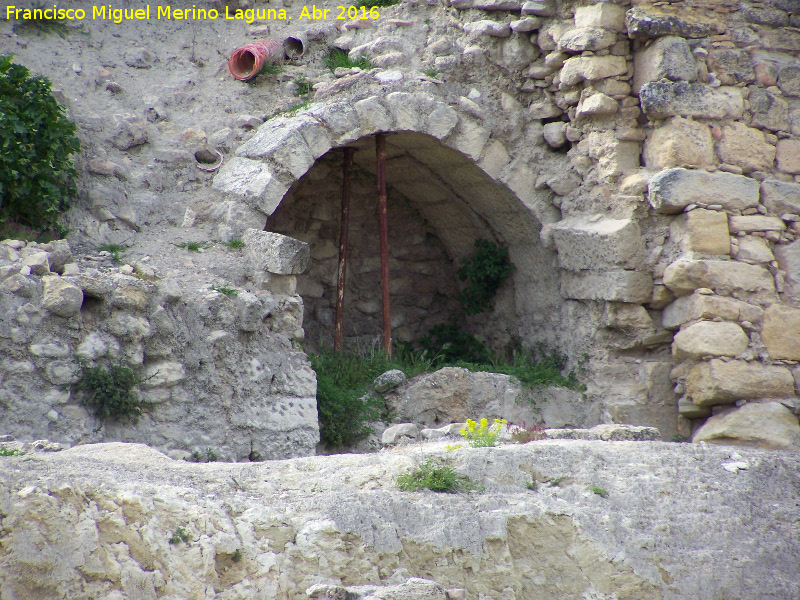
[0,55,80,235]
[457,239,515,315]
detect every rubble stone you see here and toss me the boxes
[633,36,696,94]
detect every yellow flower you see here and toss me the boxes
[480,417,488,429]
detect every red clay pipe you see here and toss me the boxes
[334,148,354,353]
[376,134,392,357]
[228,39,281,81]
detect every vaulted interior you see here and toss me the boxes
[267,132,565,354]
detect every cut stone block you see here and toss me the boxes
[663,259,776,296]
[625,7,711,40]
[672,321,749,361]
[685,359,794,406]
[761,180,800,215]
[561,270,653,303]
[671,209,730,255]
[735,237,774,264]
[559,55,627,87]
[717,122,777,173]
[574,3,626,32]
[692,402,800,450]
[551,217,644,271]
[243,229,310,275]
[648,168,759,214]
[762,304,800,360]
[662,292,764,330]
[728,215,785,233]
[643,118,714,170]
[639,82,743,120]
[558,27,617,53]
[633,36,696,94]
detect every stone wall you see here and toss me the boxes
[2,0,800,449]
[0,235,319,461]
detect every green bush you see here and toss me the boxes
[0,55,80,235]
[310,350,397,447]
[75,363,144,422]
[418,322,492,365]
[457,239,514,315]
[396,459,482,493]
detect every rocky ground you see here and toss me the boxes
[1,437,799,599]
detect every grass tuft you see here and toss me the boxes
[210,284,238,297]
[397,459,482,493]
[174,241,210,252]
[353,0,400,7]
[589,485,608,498]
[322,48,372,73]
[98,243,125,263]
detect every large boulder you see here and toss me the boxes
[383,367,595,430]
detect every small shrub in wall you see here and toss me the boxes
[74,363,145,422]
[0,55,80,236]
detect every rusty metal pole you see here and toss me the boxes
[334,148,354,352]
[376,135,392,356]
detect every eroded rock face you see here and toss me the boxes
[1,440,799,600]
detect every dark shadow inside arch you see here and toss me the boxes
[266,132,564,355]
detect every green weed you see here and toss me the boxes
[322,48,372,73]
[353,0,399,7]
[210,284,238,297]
[0,448,24,457]
[174,241,210,252]
[0,55,79,233]
[310,349,404,447]
[294,74,313,96]
[169,526,190,544]
[225,238,244,250]
[396,459,482,493]
[525,480,538,491]
[98,243,124,263]
[232,548,243,562]
[422,67,440,78]
[261,62,282,75]
[589,485,608,498]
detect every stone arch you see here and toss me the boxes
[213,92,574,354]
